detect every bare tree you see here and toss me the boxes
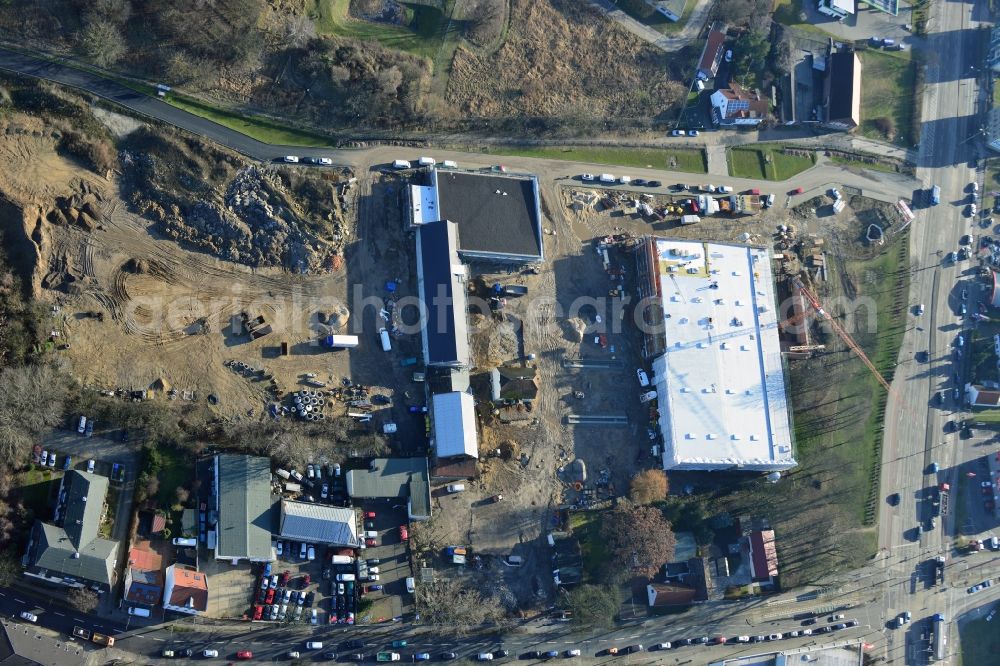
[601,502,677,580]
[66,588,99,613]
[80,17,125,67]
[0,365,68,464]
[415,578,507,634]
[284,13,317,49]
[629,469,668,504]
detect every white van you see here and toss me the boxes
[330,555,354,564]
[275,468,291,480]
[598,174,616,183]
[418,157,436,167]
[128,607,151,617]
[392,159,411,169]
[379,327,392,352]
[441,160,458,168]
[446,483,466,493]
[718,185,733,193]
[364,531,378,539]
[406,576,415,593]
[77,416,87,434]
[639,390,658,403]
[336,573,356,582]
[172,537,197,547]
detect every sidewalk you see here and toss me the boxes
[706,144,728,176]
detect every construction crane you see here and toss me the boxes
[790,276,893,394]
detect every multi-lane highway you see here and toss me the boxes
[877,0,999,661]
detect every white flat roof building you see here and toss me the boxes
[640,238,796,471]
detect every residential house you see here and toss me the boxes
[653,0,686,21]
[162,564,208,615]
[122,545,164,607]
[966,384,1000,408]
[748,529,779,585]
[989,24,1000,73]
[0,618,87,666]
[824,51,862,130]
[646,583,699,607]
[710,82,769,127]
[985,108,1000,153]
[24,471,118,592]
[697,22,728,80]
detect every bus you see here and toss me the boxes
[932,613,946,662]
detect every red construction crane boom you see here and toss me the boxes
[791,277,893,394]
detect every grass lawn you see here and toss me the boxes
[727,145,815,180]
[164,93,340,148]
[16,466,59,519]
[150,448,193,535]
[569,511,609,582]
[480,145,708,173]
[711,234,909,587]
[960,614,1000,663]
[859,50,917,145]
[772,0,831,35]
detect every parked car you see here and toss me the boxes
[670,130,684,137]
[87,459,95,473]
[283,156,299,163]
[687,130,699,137]
[581,173,595,181]
[636,369,650,387]
[236,650,253,660]
[17,612,37,623]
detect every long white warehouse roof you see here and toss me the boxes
[650,239,796,471]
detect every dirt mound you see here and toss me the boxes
[120,130,353,271]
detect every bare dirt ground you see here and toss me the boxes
[0,112,423,432]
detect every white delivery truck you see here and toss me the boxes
[325,335,359,349]
[681,215,701,225]
[599,174,616,183]
[392,160,411,169]
[418,157,437,166]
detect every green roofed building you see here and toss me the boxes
[213,454,274,562]
[24,470,119,591]
[346,458,432,522]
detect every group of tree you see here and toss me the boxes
[601,501,678,581]
[415,578,509,635]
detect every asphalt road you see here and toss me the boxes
[873,0,998,662]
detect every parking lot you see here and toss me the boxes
[195,457,413,624]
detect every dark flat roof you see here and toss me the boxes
[416,221,468,366]
[434,171,542,260]
[827,51,857,122]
